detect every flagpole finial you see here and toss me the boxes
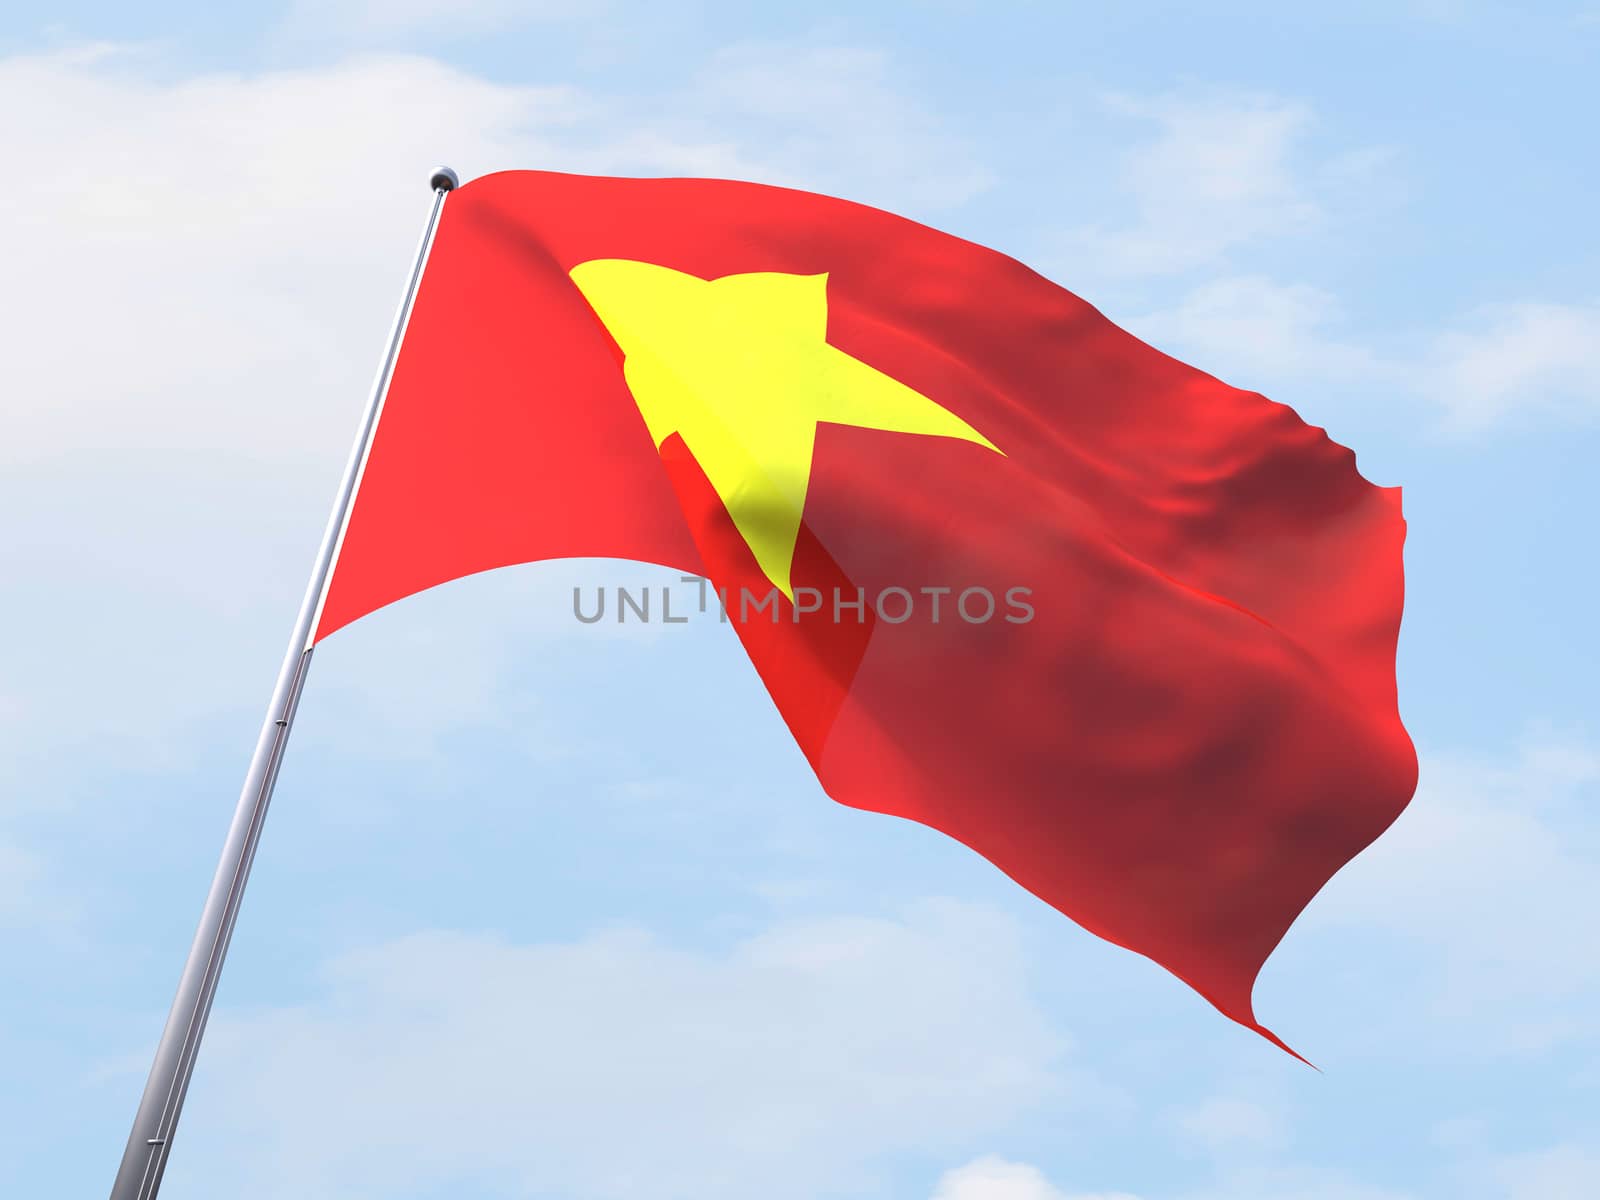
[430,166,460,193]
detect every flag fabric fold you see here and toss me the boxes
[314,170,1417,1051]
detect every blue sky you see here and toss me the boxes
[2,2,1598,1197]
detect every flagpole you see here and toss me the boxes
[108,166,460,1200]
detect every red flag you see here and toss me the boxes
[314,171,1416,1053]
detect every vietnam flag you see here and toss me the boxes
[314,171,1416,1052]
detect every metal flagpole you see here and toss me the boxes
[108,166,460,1200]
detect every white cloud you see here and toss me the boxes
[2,41,983,470]
[1186,1165,1417,1200]
[1,45,588,467]
[0,842,43,924]
[0,46,584,782]
[928,1153,1430,1200]
[678,43,990,212]
[1174,1096,1284,1153]
[284,0,582,39]
[1430,1115,1489,1149]
[1062,93,1331,279]
[1498,1144,1600,1200]
[1293,732,1600,1053]
[296,558,710,770]
[1425,301,1600,431]
[1132,283,1600,436]
[162,902,1066,1199]
[931,1156,1141,1200]
[1048,88,1600,437]
[0,806,73,934]
[1127,275,1378,391]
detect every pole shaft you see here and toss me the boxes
[109,179,452,1200]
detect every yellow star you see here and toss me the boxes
[570,259,1002,598]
